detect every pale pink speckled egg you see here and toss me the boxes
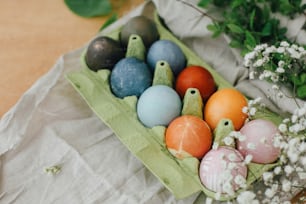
[237,119,281,164]
[199,146,248,194]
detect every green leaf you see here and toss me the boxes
[229,39,242,48]
[249,9,256,30]
[207,23,223,37]
[244,31,257,50]
[230,0,244,9]
[227,24,245,34]
[297,84,306,99]
[99,13,118,31]
[64,0,112,17]
[261,21,272,36]
[198,0,212,7]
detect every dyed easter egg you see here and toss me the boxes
[199,146,248,194]
[120,15,159,49]
[165,115,212,159]
[175,65,216,101]
[204,88,248,130]
[147,40,186,76]
[137,85,182,128]
[237,119,281,164]
[110,57,152,98]
[85,36,125,71]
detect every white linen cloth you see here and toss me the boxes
[0,1,305,203]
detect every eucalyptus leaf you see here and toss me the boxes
[64,0,112,17]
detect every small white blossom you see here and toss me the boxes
[263,172,274,183]
[212,142,219,150]
[277,47,285,53]
[214,192,221,200]
[247,142,256,150]
[205,197,213,204]
[222,181,235,195]
[281,179,292,192]
[249,107,257,116]
[276,67,285,73]
[280,41,290,47]
[273,166,282,175]
[235,174,247,187]
[237,191,259,204]
[228,153,237,161]
[278,60,285,67]
[244,154,253,164]
[278,123,287,133]
[284,165,294,176]
[223,136,235,146]
[265,188,276,198]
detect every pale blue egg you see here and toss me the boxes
[137,85,182,128]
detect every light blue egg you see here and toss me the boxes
[147,40,186,76]
[137,85,182,128]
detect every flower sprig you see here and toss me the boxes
[244,41,306,99]
[232,97,306,203]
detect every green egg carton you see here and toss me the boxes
[66,12,283,201]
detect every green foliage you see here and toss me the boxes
[197,0,306,55]
[64,0,112,17]
[99,13,118,31]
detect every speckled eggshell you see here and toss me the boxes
[137,85,182,128]
[237,119,281,164]
[199,146,248,193]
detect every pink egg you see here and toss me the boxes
[199,146,248,194]
[237,119,281,164]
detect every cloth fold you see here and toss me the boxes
[0,1,305,203]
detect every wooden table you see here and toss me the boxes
[0,0,143,117]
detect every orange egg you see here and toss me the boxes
[165,115,212,159]
[204,88,248,131]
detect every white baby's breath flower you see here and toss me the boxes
[278,60,285,67]
[281,179,291,192]
[237,191,259,204]
[280,41,290,47]
[212,142,219,150]
[278,123,287,133]
[284,165,294,176]
[291,114,298,123]
[244,154,253,164]
[277,47,285,53]
[253,58,265,67]
[249,71,256,79]
[265,188,276,198]
[223,136,234,146]
[242,106,249,114]
[263,172,273,183]
[228,153,237,161]
[249,107,257,116]
[222,181,235,195]
[214,192,221,200]
[276,67,285,73]
[234,174,247,187]
[273,166,282,175]
[272,84,279,91]
[247,142,256,150]
[205,197,213,204]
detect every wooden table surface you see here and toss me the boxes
[0,0,143,117]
